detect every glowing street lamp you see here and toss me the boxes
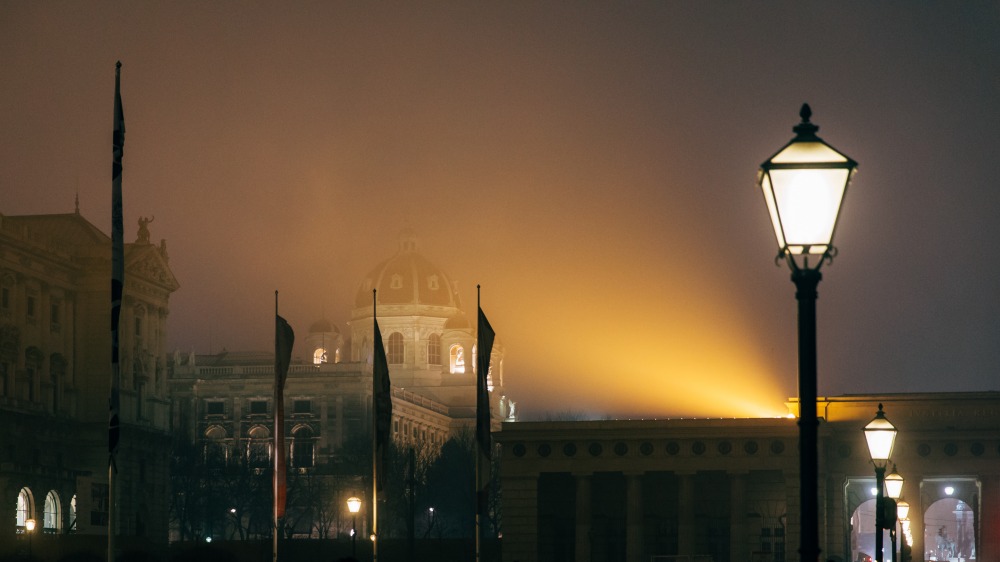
[347,496,362,558]
[25,518,36,559]
[759,103,857,562]
[885,467,904,562]
[864,404,898,562]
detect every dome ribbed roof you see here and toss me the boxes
[309,318,338,335]
[354,231,462,310]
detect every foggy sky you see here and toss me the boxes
[2,2,999,419]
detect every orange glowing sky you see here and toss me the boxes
[2,2,999,419]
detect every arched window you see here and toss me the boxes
[449,345,465,374]
[205,426,228,465]
[427,334,441,366]
[16,487,32,531]
[313,347,327,365]
[292,426,314,468]
[334,348,341,363]
[69,495,77,532]
[247,426,271,467]
[387,332,404,364]
[44,490,61,532]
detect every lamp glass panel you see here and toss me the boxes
[769,167,849,248]
[897,501,910,520]
[864,427,896,461]
[885,473,904,499]
[771,141,849,164]
[760,173,786,249]
[347,497,361,513]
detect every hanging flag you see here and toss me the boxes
[475,306,496,519]
[373,317,392,491]
[274,314,294,520]
[109,61,125,463]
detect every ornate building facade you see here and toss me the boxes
[168,232,511,539]
[497,393,1000,562]
[0,209,178,553]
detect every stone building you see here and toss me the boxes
[0,209,178,552]
[168,232,511,539]
[497,393,1000,562]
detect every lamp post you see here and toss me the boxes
[864,404,898,562]
[759,103,858,562]
[897,502,911,562]
[885,467,904,562]
[347,496,362,558]
[25,518,36,559]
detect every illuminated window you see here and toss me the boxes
[313,347,327,365]
[44,490,61,532]
[387,332,404,364]
[334,348,341,363]
[450,345,465,374]
[69,495,76,532]
[16,487,32,530]
[427,334,441,365]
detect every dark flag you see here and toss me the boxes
[475,306,495,516]
[109,61,125,463]
[274,314,294,520]
[373,317,392,491]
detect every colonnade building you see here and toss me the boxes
[497,393,999,562]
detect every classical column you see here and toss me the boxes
[575,473,592,562]
[626,472,643,562]
[678,472,696,556]
[730,472,748,562]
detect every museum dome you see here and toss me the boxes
[354,230,462,312]
[308,318,339,335]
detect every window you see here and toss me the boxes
[1,287,8,310]
[134,315,143,337]
[90,483,108,526]
[26,296,36,321]
[313,347,327,365]
[50,303,61,332]
[427,334,441,365]
[292,426,314,468]
[16,487,32,531]
[69,495,77,532]
[205,426,228,465]
[247,426,271,467]
[44,490,61,532]
[206,400,225,416]
[249,400,267,415]
[387,332,404,364]
[449,345,465,374]
[390,274,403,289]
[293,399,311,414]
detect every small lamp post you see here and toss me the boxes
[885,467,904,562]
[25,518,36,559]
[347,496,362,558]
[864,404,898,562]
[759,103,858,562]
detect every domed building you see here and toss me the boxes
[169,231,511,540]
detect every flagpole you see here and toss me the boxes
[476,285,482,562]
[372,289,379,562]
[109,60,126,562]
[273,291,280,562]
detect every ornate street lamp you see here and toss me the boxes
[759,103,858,562]
[347,496,362,558]
[864,404,898,562]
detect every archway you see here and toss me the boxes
[850,498,890,562]
[925,498,975,561]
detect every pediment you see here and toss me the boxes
[125,244,180,292]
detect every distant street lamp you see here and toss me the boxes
[25,518,36,559]
[885,466,904,562]
[759,103,858,562]
[897,502,911,562]
[347,496,362,558]
[864,404,898,562]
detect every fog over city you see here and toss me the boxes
[2,2,999,419]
